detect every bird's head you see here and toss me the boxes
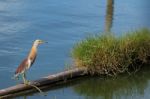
[33,39,47,46]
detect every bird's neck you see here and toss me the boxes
[28,45,37,59]
[33,42,39,47]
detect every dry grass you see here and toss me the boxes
[71,29,150,76]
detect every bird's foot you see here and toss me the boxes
[24,80,31,85]
[23,80,47,96]
[32,81,41,86]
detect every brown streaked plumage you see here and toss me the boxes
[14,39,45,84]
[15,58,29,74]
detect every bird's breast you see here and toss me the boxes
[28,47,37,59]
[27,59,32,69]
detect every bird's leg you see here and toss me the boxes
[22,73,46,95]
[22,73,27,84]
[22,73,30,85]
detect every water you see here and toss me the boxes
[73,66,150,99]
[0,0,150,99]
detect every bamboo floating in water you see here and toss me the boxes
[0,67,86,98]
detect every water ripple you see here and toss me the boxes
[0,66,15,73]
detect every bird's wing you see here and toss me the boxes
[15,58,30,75]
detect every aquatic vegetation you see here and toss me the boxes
[72,29,150,76]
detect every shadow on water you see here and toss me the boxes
[73,65,150,99]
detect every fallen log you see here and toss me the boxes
[0,67,87,99]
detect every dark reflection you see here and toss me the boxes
[13,66,150,99]
[105,0,114,33]
[12,76,88,98]
[23,96,27,99]
[73,66,150,99]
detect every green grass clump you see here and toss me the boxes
[72,29,150,76]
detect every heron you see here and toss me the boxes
[14,39,46,85]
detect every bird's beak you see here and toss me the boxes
[40,40,48,44]
[44,41,48,43]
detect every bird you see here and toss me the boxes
[14,39,46,85]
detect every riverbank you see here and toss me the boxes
[72,29,150,76]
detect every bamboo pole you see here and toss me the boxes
[0,67,86,98]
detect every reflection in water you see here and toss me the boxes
[17,66,150,99]
[105,0,114,33]
[73,66,150,99]
[23,96,27,99]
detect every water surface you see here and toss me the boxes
[0,0,150,99]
